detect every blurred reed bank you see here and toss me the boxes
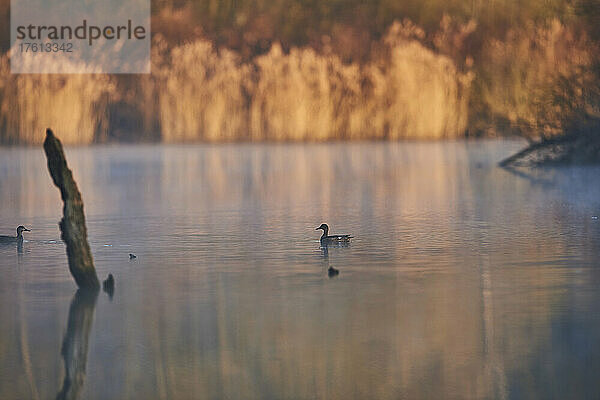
[0,0,599,144]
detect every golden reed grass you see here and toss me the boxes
[0,19,593,144]
[0,55,115,145]
[152,20,472,142]
[478,20,596,138]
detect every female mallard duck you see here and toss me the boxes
[315,223,352,244]
[0,226,31,244]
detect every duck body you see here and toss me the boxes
[328,266,340,277]
[0,236,17,244]
[0,226,30,245]
[316,223,352,245]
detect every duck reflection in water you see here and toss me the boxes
[55,288,98,400]
[320,243,343,278]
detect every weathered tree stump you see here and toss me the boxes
[43,129,99,290]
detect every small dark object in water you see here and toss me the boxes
[316,223,352,245]
[103,274,115,298]
[129,253,137,259]
[328,266,340,277]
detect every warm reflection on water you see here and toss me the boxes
[1,141,599,399]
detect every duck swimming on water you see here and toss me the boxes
[316,223,352,245]
[0,226,31,244]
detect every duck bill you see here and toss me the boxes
[24,228,31,231]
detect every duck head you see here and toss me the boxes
[315,223,329,236]
[17,226,31,237]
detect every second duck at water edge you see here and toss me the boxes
[0,226,31,245]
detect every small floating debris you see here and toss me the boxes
[129,253,137,259]
[103,244,113,247]
[592,216,599,220]
[103,274,115,298]
[328,266,340,278]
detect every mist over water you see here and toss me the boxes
[1,141,600,399]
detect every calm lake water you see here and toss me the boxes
[1,141,599,399]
